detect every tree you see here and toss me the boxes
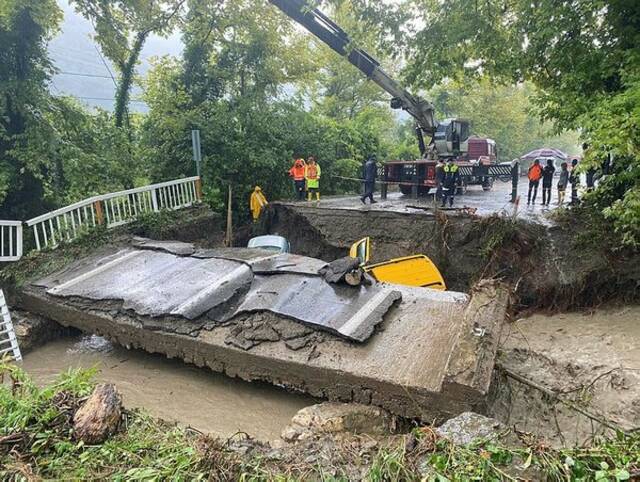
[71,0,186,127]
[0,0,62,218]
[302,2,389,121]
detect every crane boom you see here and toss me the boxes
[268,0,437,138]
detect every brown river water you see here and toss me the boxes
[21,335,315,441]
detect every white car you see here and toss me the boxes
[247,235,290,253]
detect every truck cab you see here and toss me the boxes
[467,137,497,164]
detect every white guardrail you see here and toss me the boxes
[0,289,22,362]
[0,176,201,259]
[0,221,23,261]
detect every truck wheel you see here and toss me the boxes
[418,187,431,196]
[482,177,494,191]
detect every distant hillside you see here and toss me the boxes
[49,0,183,112]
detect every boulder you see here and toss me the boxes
[73,384,123,444]
[282,402,398,442]
[435,412,503,446]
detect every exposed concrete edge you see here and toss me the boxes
[272,202,438,220]
[17,287,484,422]
[272,201,484,221]
[443,279,510,406]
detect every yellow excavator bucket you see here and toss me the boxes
[349,237,446,290]
[363,255,446,290]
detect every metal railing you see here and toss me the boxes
[0,289,22,362]
[20,176,202,252]
[0,221,23,262]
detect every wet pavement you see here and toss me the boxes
[288,178,567,223]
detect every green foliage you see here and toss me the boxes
[0,363,211,480]
[430,78,581,161]
[0,0,62,218]
[131,209,180,240]
[140,0,406,216]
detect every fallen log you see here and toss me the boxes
[73,383,122,444]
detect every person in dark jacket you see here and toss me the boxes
[541,158,556,206]
[569,158,580,205]
[360,155,377,204]
[441,160,460,207]
[435,159,445,202]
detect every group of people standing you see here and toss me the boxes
[527,158,580,206]
[288,156,322,201]
[287,154,381,205]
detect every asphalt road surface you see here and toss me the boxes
[289,177,571,223]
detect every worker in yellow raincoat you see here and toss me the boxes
[250,186,268,222]
[305,156,321,201]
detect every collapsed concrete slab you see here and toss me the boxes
[18,241,509,421]
[35,247,400,342]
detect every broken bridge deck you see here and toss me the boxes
[17,239,509,421]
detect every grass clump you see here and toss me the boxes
[0,362,238,480]
[1,362,639,481]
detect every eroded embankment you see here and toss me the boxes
[490,306,640,445]
[260,203,640,311]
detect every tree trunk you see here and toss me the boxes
[73,383,122,444]
[114,31,149,128]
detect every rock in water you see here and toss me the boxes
[73,384,123,444]
[281,402,398,442]
[435,412,502,446]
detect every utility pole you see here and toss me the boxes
[225,185,233,247]
[191,129,202,177]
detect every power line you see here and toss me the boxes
[57,71,114,79]
[53,94,147,104]
[94,45,118,88]
[49,80,62,94]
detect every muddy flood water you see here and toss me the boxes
[22,335,315,441]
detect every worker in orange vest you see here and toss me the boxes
[250,186,268,222]
[527,159,543,205]
[305,156,321,201]
[288,158,306,201]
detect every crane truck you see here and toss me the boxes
[268,0,504,196]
